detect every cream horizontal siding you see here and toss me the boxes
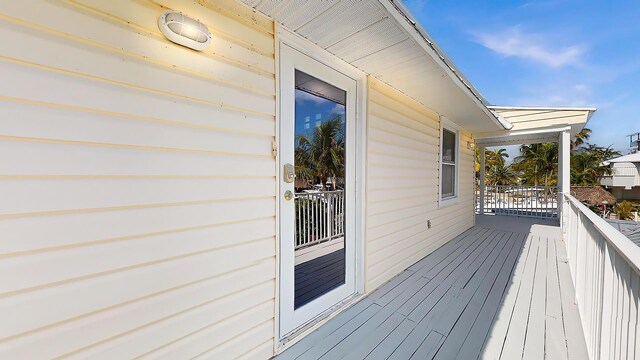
[365,78,475,291]
[0,0,276,358]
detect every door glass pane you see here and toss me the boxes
[294,70,346,309]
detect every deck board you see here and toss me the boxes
[544,236,568,360]
[276,215,587,360]
[556,237,590,360]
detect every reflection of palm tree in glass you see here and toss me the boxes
[295,116,345,190]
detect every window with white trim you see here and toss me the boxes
[440,125,458,203]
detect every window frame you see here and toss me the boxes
[439,117,460,208]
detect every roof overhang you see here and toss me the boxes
[605,153,640,164]
[476,107,596,147]
[476,126,572,147]
[237,0,507,133]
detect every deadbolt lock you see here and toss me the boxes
[283,163,295,183]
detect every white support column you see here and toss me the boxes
[479,146,486,214]
[558,131,571,229]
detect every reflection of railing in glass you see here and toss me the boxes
[295,191,345,249]
[477,185,558,219]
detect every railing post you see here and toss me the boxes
[479,146,485,214]
[327,193,333,241]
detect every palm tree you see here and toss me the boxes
[487,149,509,168]
[511,137,621,188]
[295,116,345,190]
[570,144,620,185]
[571,128,591,149]
[583,143,621,161]
[294,135,316,185]
[475,147,483,174]
[513,143,558,187]
[486,163,518,186]
[570,150,608,185]
[475,147,510,182]
[614,201,635,220]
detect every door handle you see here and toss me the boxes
[284,190,294,201]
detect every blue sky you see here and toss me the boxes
[404,0,640,155]
[295,89,345,137]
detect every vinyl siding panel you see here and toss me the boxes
[0,0,276,358]
[365,78,475,291]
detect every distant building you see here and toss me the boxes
[628,132,640,154]
[601,152,640,200]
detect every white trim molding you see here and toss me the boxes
[275,26,368,350]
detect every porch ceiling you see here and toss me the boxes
[236,0,506,133]
[476,107,596,147]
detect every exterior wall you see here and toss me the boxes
[0,1,277,358]
[611,187,640,201]
[365,78,475,291]
[601,162,640,189]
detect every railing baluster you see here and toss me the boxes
[293,190,345,250]
[477,185,560,219]
[563,194,640,360]
[306,194,310,246]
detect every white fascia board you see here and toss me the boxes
[488,106,598,112]
[381,0,508,131]
[475,126,571,147]
[475,126,571,140]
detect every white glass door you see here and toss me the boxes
[279,44,357,337]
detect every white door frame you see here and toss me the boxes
[275,27,367,343]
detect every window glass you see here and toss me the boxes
[442,164,455,198]
[441,128,456,199]
[442,129,456,163]
[293,70,347,309]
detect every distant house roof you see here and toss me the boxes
[606,219,640,247]
[571,186,617,206]
[604,152,640,164]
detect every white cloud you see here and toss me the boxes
[328,103,345,116]
[295,89,325,105]
[474,26,586,68]
[513,82,594,108]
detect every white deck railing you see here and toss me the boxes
[477,185,558,219]
[295,191,345,249]
[563,194,640,360]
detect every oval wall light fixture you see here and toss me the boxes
[158,10,211,51]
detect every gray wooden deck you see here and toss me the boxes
[276,215,588,360]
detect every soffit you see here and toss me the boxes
[489,107,595,136]
[237,0,504,133]
[476,107,596,146]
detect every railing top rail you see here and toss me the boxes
[295,190,344,195]
[565,194,640,274]
[484,185,558,189]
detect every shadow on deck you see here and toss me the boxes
[277,215,588,360]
